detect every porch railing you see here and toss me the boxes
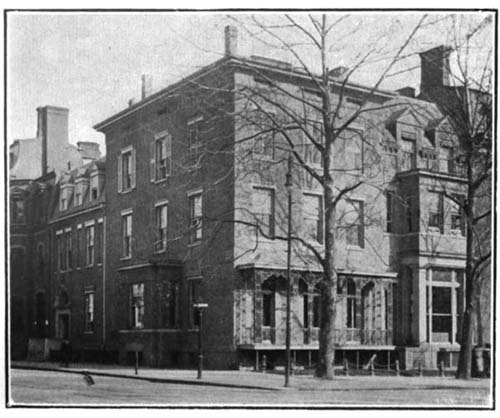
[239,327,393,346]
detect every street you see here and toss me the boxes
[8,369,492,407]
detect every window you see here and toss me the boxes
[118,148,136,192]
[90,175,99,200]
[155,203,168,252]
[254,131,277,160]
[188,279,201,328]
[386,191,394,233]
[262,278,276,327]
[122,212,132,258]
[163,281,179,329]
[96,222,103,264]
[253,187,275,238]
[57,233,65,271]
[130,283,144,329]
[85,225,95,266]
[152,133,172,181]
[302,121,323,167]
[188,118,203,166]
[84,291,95,332]
[65,230,72,270]
[76,227,82,267]
[439,145,453,173]
[345,199,364,247]
[312,283,321,328]
[11,198,25,223]
[59,192,68,211]
[303,194,323,243]
[449,195,465,236]
[428,192,444,232]
[400,138,416,170]
[298,279,309,328]
[75,188,83,206]
[431,286,452,341]
[346,279,357,329]
[189,193,202,244]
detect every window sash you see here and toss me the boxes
[122,214,132,257]
[253,188,275,237]
[189,194,202,242]
[86,226,95,265]
[155,205,168,251]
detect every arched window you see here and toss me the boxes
[347,279,357,329]
[298,279,308,328]
[312,282,321,328]
[362,282,376,331]
[262,277,277,327]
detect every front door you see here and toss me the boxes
[56,311,70,339]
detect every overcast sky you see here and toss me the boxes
[7,11,493,154]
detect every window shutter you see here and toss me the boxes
[150,141,156,182]
[117,155,123,193]
[131,148,136,189]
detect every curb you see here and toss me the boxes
[11,364,280,392]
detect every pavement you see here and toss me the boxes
[10,360,492,394]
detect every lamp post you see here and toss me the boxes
[284,155,293,387]
[193,302,208,379]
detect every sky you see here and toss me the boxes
[7,11,493,155]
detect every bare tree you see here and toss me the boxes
[222,14,430,378]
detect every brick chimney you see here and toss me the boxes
[141,74,152,100]
[224,25,238,57]
[419,45,453,95]
[37,106,69,176]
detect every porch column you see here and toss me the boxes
[451,270,457,345]
[386,282,394,344]
[427,268,432,344]
[254,271,263,344]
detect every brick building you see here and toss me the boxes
[9,27,490,370]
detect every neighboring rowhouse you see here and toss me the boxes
[9,106,103,361]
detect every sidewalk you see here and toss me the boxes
[10,360,491,393]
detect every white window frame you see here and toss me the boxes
[154,200,168,253]
[118,145,136,193]
[188,190,203,245]
[121,209,133,259]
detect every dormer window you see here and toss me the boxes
[60,190,68,211]
[400,136,416,170]
[90,174,99,201]
[75,189,82,206]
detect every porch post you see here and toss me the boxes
[451,270,457,345]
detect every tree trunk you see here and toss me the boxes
[476,291,484,347]
[456,163,477,380]
[316,182,338,379]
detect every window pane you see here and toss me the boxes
[432,287,451,314]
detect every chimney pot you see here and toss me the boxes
[224,25,238,57]
[141,74,152,100]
